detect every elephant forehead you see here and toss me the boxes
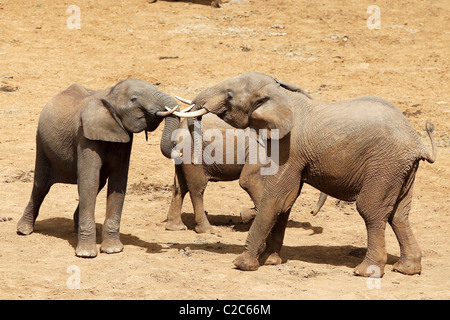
[223,78,272,98]
[242,72,275,85]
[114,79,156,95]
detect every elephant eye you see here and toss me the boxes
[130,97,137,103]
[254,97,269,108]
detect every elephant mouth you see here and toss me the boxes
[216,108,229,120]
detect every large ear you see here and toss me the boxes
[249,86,294,140]
[81,98,130,143]
[274,78,313,99]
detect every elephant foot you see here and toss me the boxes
[264,252,282,266]
[165,220,188,231]
[195,223,215,234]
[75,243,98,258]
[393,255,421,275]
[353,260,385,278]
[100,239,124,254]
[16,218,34,235]
[240,208,256,224]
[233,252,259,271]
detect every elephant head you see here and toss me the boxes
[184,72,312,139]
[80,78,180,158]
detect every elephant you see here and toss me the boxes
[176,72,437,277]
[17,78,182,258]
[165,112,265,234]
[165,97,327,234]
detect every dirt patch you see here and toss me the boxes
[0,0,449,300]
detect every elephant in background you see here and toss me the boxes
[181,72,436,277]
[165,112,265,234]
[17,78,180,257]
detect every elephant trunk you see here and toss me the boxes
[192,86,225,116]
[155,92,180,159]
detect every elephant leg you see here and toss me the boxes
[184,165,213,234]
[260,209,290,266]
[17,149,52,235]
[166,165,188,231]
[75,147,102,258]
[239,164,264,224]
[389,172,422,275]
[73,173,107,232]
[190,187,213,234]
[100,146,131,254]
[261,182,303,266]
[234,167,302,271]
[354,184,399,277]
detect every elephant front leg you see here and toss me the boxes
[75,149,102,258]
[165,166,188,231]
[233,199,288,271]
[76,176,100,258]
[260,208,292,266]
[234,170,302,271]
[100,189,125,254]
[100,149,130,254]
[100,181,126,254]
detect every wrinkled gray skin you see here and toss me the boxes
[192,72,436,277]
[165,113,265,234]
[17,79,179,258]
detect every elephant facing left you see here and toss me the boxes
[17,78,180,258]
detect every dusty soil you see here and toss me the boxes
[0,0,449,300]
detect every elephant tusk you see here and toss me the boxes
[174,95,192,105]
[166,103,195,113]
[172,108,209,118]
[156,105,179,117]
[182,103,196,112]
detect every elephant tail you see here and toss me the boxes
[422,121,436,163]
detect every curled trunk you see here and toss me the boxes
[156,93,180,159]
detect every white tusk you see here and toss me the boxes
[174,95,193,105]
[166,103,195,113]
[182,103,196,112]
[172,108,208,118]
[156,105,178,116]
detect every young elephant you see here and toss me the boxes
[166,98,328,234]
[17,78,180,257]
[177,72,436,277]
[165,113,265,234]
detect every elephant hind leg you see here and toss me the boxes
[354,184,398,277]
[17,151,52,235]
[389,165,422,275]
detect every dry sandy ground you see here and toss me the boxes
[0,0,449,300]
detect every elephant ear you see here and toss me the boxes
[249,86,294,140]
[81,98,130,143]
[274,78,313,99]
